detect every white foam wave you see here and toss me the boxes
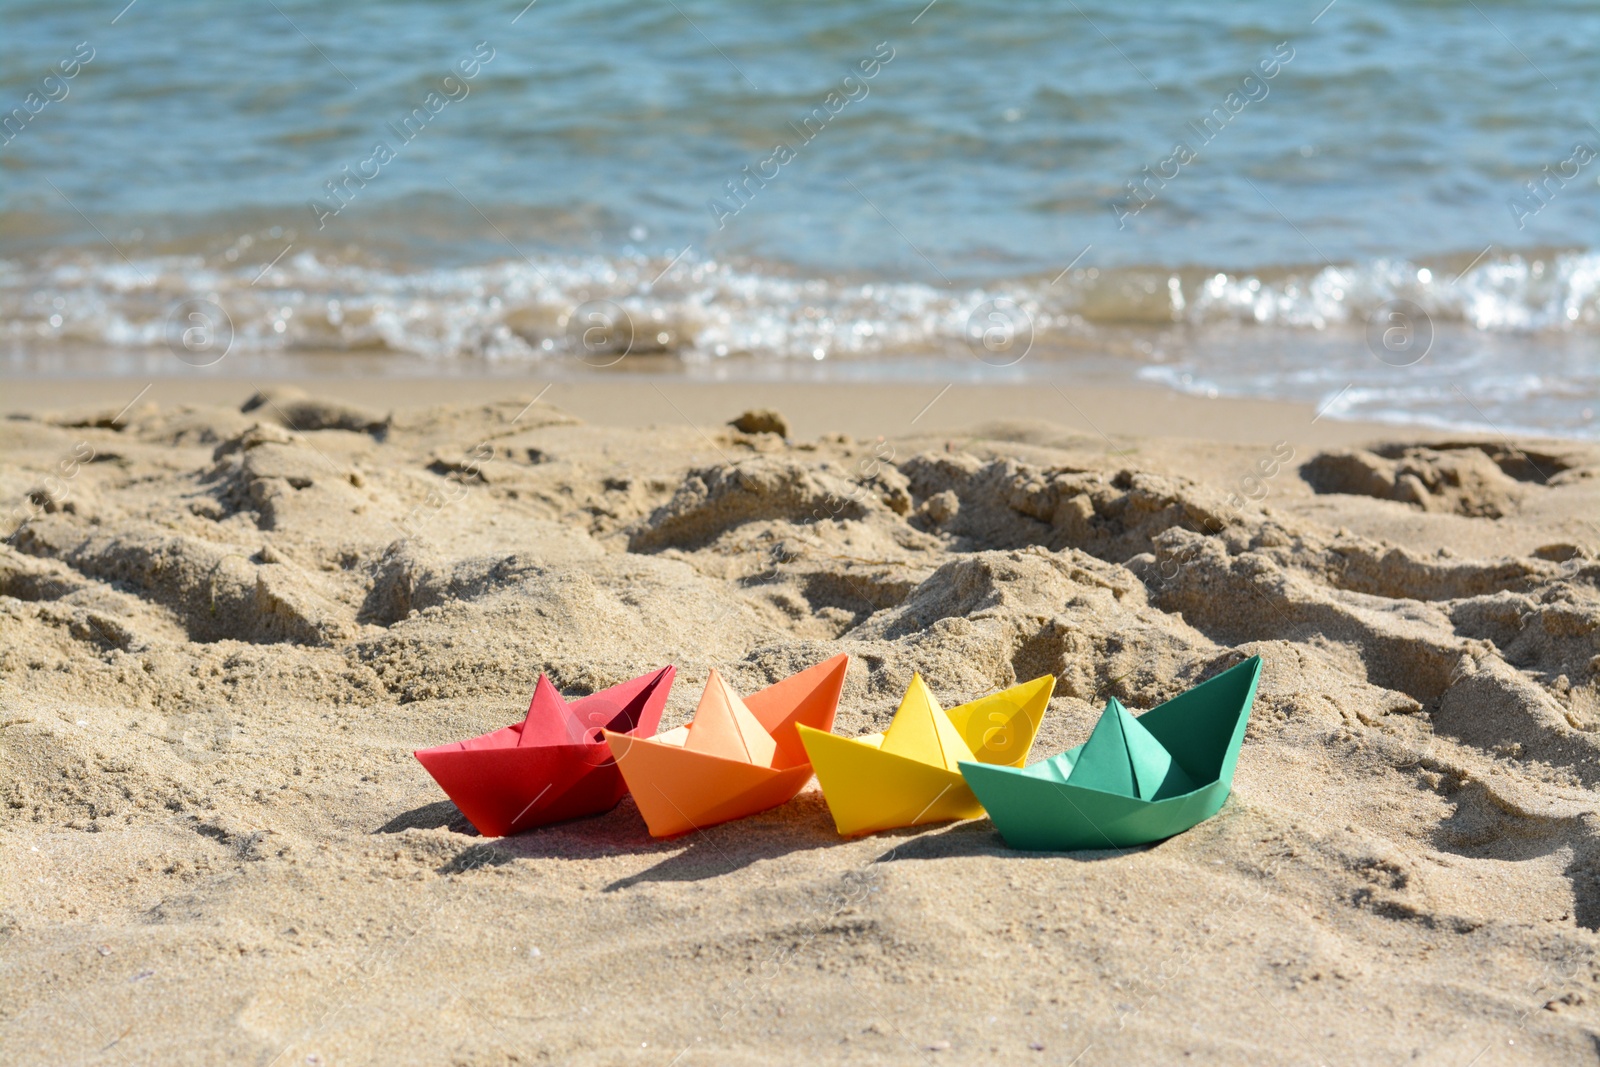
[6,248,1600,365]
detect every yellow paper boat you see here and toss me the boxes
[797,673,1054,836]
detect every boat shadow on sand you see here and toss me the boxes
[377,791,1157,880]
[867,818,1157,863]
[378,789,861,885]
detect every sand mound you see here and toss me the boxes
[240,386,389,436]
[1299,440,1587,518]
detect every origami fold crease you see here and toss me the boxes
[606,653,849,837]
[799,673,1054,836]
[414,666,674,837]
[960,655,1263,851]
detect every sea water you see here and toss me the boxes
[3,0,1597,436]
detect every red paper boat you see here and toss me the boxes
[414,666,674,836]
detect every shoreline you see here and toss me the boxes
[0,373,1515,449]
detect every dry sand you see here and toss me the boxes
[2,377,1599,1065]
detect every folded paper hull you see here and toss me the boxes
[959,656,1262,851]
[959,766,1232,850]
[414,742,624,837]
[606,653,850,837]
[799,674,1054,836]
[616,737,818,837]
[413,665,674,837]
[797,727,983,836]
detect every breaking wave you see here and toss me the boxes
[4,246,1599,364]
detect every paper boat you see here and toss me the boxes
[797,673,1054,836]
[414,666,674,837]
[960,656,1262,851]
[605,653,848,837]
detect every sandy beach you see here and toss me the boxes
[10,0,1600,1060]
[2,378,1598,1065]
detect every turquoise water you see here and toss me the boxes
[3,0,1598,435]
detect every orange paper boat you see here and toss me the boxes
[604,653,849,837]
[415,666,674,837]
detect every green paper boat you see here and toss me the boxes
[959,656,1262,851]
